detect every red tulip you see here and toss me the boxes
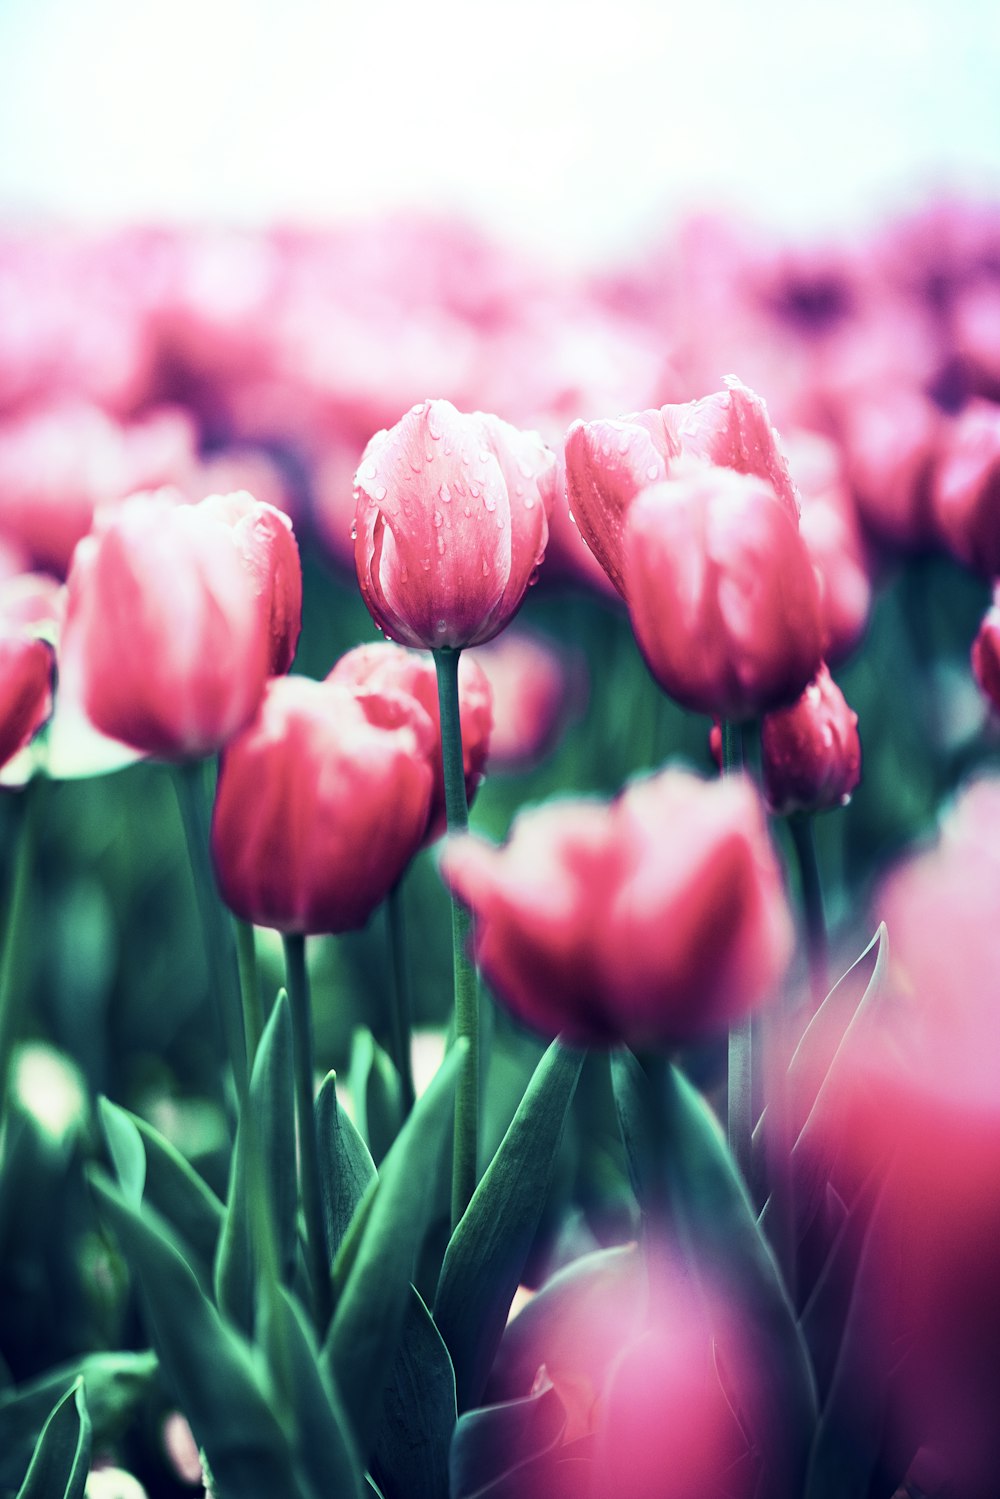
[972,588,1000,714]
[932,401,1000,577]
[353,399,556,648]
[441,768,792,1048]
[326,640,492,842]
[564,378,799,597]
[63,492,278,759]
[760,665,861,815]
[624,465,824,722]
[212,675,435,933]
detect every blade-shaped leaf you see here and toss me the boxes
[349,1029,403,1165]
[125,1110,225,1279]
[90,1172,300,1499]
[612,1053,817,1499]
[316,1071,376,1256]
[15,1379,91,1499]
[433,1039,585,1410]
[371,1285,456,1499]
[97,1098,145,1206]
[322,1039,464,1465]
[450,1380,566,1499]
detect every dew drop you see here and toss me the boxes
[399,563,408,582]
[518,460,534,478]
[469,482,481,499]
[349,521,358,541]
[495,515,504,529]
[482,559,491,575]
[435,619,448,635]
[433,509,444,528]
[463,505,472,517]
[438,482,452,504]
[646,464,659,481]
[373,484,387,501]
[427,413,443,441]
[360,459,378,481]
[617,432,631,455]
[524,494,535,509]
[408,455,423,473]
[484,494,497,512]
[425,447,435,462]
[421,556,431,571]
[436,535,446,555]
[410,401,426,416]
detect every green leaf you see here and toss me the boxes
[97,1098,145,1206]
[371,1286,457,1499]
[126,1110,225,1281]
[215,992,297,1333]
[90,1172,301,1499]
[434,1038,585,1410]
[450,1380,567,1499]
[316,1071,376,1256]
[265,1288,366,1499]
[0,1352,156,1490]
[612,1053,817,1499]
[349,1030,403,1164]
[15,1380,91,1499]
[322,1039,465,1465]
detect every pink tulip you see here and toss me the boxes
[199,490,302,675]
[624,465,824,722]
[972,588,1000,714]
[760,665,861,815]
[0,630,53,770]
[564,378,799,597]
[63,492,278,759]
[441,768,792,1048]
[932,401,1000,577]
[353,399,555,649]
[212,676,435,933]
[327,640,492,842]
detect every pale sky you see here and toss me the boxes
[1,0,998,264]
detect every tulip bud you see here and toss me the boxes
[327,640,492,842]
[200,490,302,674]
[212,675,436,934]
[441,768,792,1049]
[624,466,824,722]
[63,492,278,759]
[760,665,861,815]
[353,399,555,649]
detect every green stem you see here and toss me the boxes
[434,647,479,1230]
[173,761,249,1110]
[235,919,265,1064]
[386,880,416,1118]
[788,813,828,1008]
[0,785,36,1124]
[282,933,332,1334]
[720,719,752,1186]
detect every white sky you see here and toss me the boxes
[1,0,998,265]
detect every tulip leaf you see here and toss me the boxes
[612,1052,817,1499]
[122,1108,225,1280]
[97,1097,145,1206]
[322,1039,465,1464]
[371,1285,457,1499]
[89,1172,300,1499]
[14,1379,91,1499]
[316,1070,377,1256]
[215,991,297,1333]
[349,1028,403,1164]
[264,1287,366,1499]
[433,1038,585,1411]
[804,1185,905,1499]
[450,1380,567,1499]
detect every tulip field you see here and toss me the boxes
[1,199,999,1498]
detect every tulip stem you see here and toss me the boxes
[788,813,828,1007]
[282,932,332,1334]
[386,879,416,1118]
[173,760,249,1111]
[0,783,37,1125]
[434,647,479,1230]
[720,720,753,1185]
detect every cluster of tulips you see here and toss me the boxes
[1,193,1000,1499]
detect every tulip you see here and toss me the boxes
[624,465,824,722]
[932,401,1000,577]
[211,675,435,934]
[470,627,581,771]
[327,640,492,841]
[63,492,280,759]
[441,768,792,1048]
[353,399,555,648]
[0,631,53,771]
[564,378,799,597]
[199,490,302,674]
[760,665,861,815]
[972,589,1000,714]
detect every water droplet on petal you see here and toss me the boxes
[437,535,446,555]
[482,559,491,575]
[524,494,535,509]
[433,509,444,528]
[435,618,448,635]
[373,484,387,501]
[518,460,534,478]
[469,483,481,499]
[484,494,497,512]
[409,455,422,473]
[646,464,659,481]
[427,412,443,440]
[399,563,408,582]
[360,459,378,481]
[438,482,452,504]
[617,433,631,455]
